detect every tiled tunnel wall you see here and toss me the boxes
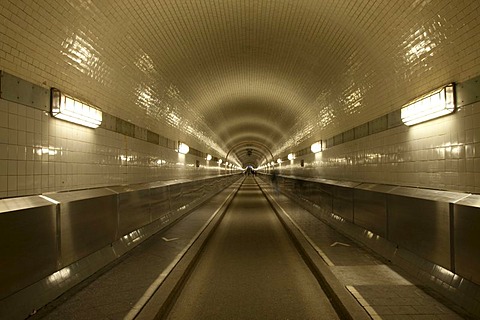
[0,93,231,198]
[276,98,480,194]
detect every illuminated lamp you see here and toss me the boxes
[311,141,322,153]
[287,153,295,160]
[206,154,212,161]
[51,88,102,128]
[277,159,282,164]
[177,142,189,154]
[401,84,455,126]
[218,159,223,165]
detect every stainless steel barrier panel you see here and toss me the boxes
[453,195,480,284]
[46,189,118,268]
[0,196,57,300]
[354,184,398,238]
[333,185,355,222]
[289,178,334,216]
[107,184,151,238]
[386,188,465,270]
[168,183,186,212]
[149,183,171,222]
[184,180,203,205]
[304,178,358,221]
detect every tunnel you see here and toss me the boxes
[1,1,480,319]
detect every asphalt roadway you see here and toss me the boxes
[167,177,339,319]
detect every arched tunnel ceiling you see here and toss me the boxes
[4,1,480,167]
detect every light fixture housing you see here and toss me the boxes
[288,153,295,160]
[206,154,212,161]
[177,142,190,154]
[401,84,455,126]
[311,141,322,153]
[51,88,102,128]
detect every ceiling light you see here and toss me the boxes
[51,88,102,128]
[311,141,322,153]
[401,84,455,126]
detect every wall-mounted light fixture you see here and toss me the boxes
[217,159,223,165]
[51,88,102,128]
[177,142,190,154]
[310,141,322,153]
[206,154,212,161]
[277,158,282,164]
[288,153,295,160]
[401,84,455,126]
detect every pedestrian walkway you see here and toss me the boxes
[31,180,242,320]
[256,178,469,320]
[32,176,470,320]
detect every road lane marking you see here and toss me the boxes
[162,237,179,242]
[260,184,335,267]
[124,183,240,320]
[331,242,350,247]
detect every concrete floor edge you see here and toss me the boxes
[0,177,243,320]
[256,178,372,320]
[134,178,244,319]
[257,176,480,319]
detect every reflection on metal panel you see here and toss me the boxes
[168,183,185,212]
[388,186,466,203]
[333,186,354,222]
[274,174,480,289]
[0,196,57,300]
[302,180,333,215]
[354,189,387,237]
[109,185,151,238]
[0,175,240,310]
[387,195,451,269]
[150,186,171,221]
[453,195,480,284]
[47,189,117,267]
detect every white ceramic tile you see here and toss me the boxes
[0,111,8,128]
[17,175,26,190]
[0,176,7,192]
[8,103,18,115]
[8,176,17,191]
[1,1,480,196]
[8,129,17,145]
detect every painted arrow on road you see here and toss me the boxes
[330,241,350,247]
[162,237,179,242]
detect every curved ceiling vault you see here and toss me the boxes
[226,141,275,168]
[8,0,479,167]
